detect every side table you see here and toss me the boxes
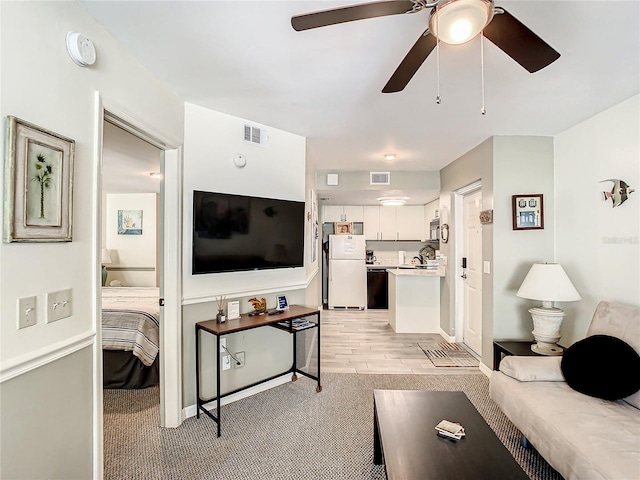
[493,340,564,370]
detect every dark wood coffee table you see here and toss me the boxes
[373,390,529,480]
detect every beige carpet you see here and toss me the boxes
[104,373,561,480]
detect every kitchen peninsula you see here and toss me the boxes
[388,267,445,333]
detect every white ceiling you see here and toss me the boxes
[102,122,161,194]
[84,0,639,201]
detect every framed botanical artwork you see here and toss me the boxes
[334,221,352,235]
[117,210,143,235]
[3,116,74,242]
[512,194,544,230]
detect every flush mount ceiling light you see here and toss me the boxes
[149,172,162,179]
[384,153,396,161]
[379,197,407,207]
[430,0,494,45]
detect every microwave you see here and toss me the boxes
[429,219,440,242]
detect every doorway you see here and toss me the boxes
[454,182,482,356]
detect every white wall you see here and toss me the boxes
[0,2,184,478]
[181,103,316,409]
[105,193,158,286]
[183,103,307,302]
[555,94,640,345]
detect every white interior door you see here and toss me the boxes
[462,190,482,355]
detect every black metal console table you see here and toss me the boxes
[195,305,322,436]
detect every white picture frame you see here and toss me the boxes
[227,300,240,320]
[277,295,289,310]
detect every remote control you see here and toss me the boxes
[268,310,284,315]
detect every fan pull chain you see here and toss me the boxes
[480,33,486,115]
[435,12,441,104]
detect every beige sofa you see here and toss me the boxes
[490,301,640,480]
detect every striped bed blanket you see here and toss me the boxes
[102,287,160,367]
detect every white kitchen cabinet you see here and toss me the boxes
[343,206,364,222]
[323,205,344,223]
[396,206,425,240]
[379,206,397,240]
[364,206,381,240]
[323,205,364,223]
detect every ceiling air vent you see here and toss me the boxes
[370,172,390,185]
[243,124,269,147]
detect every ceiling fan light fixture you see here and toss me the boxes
[430,0,494,45]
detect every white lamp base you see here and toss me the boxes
[529,306,565,356]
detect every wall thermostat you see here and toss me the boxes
[66,32,96,67]
[233,154,247,168]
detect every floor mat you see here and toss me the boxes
[418,342,480,367]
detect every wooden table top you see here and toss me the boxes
[196,304,319,335]
[374,390,529,480]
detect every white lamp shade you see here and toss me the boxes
[101,248,113,264]
[516,263,581,302]
[430,0,494,45]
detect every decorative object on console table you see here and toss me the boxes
[248,297,267,315]
[277,295,289,310]
[226,300,240,320]
[101,248,112,287]
[216,295,226,323]
[516,262,581,355]
[512,194,543,230]
[4,116,75,243]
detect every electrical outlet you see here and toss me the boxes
[222,355,231,371]
[234,351,245,368]
[220,337,227,353]
[17,296,37,329]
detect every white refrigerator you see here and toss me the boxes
[328,234,366,309]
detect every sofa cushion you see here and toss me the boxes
[561,334,640,400]
[586,301,640,408]
[499,356,564,382]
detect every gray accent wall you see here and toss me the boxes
[0,347,93,480]
[439,136,555,368]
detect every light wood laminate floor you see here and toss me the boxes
[320,309,480,375]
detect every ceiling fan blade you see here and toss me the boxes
[291,1,415,31]
[382,30,437,93]
[483,8,560,73]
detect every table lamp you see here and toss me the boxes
[101,248,112,286]
[516,262,581,355]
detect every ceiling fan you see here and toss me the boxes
[291,0,560,93]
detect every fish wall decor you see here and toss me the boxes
[601,179,635,208]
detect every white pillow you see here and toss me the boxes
[499,356,565,382]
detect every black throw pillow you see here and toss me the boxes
[561,335,640,400]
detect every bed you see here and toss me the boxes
[101,287,160,389]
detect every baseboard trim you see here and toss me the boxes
[479,362,492,378]
[0,330,96,383]
[439,329,456,343]
[183,374,292,420]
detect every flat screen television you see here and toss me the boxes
[192,190,305,274]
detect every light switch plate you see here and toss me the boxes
[46,289,72,323]
[483,261,491,274]
[17,296,37,329]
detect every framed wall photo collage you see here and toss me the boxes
[512,194,544,230]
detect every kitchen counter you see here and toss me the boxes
[388,267,443,334]
[387,267,445,277]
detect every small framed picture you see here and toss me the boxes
[334,221,352,235]
[277,295,289,310]
[227,300,240,320]
[512,194,544,230]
